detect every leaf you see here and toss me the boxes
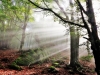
[10,6,18,10]
[44,0,53,3]
[29,17,34,22]
[80,0,86,2]
[0,14,7,19]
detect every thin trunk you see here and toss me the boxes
[19,22,27,50]
[19,4,30,51]
[86,41,91,55]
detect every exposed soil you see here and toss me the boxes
[0,49,97,75]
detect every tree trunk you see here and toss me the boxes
[19,4,30,51]
[19,22,27,51]
[86,41,91,55]
[55,0,80,66]
[19,12,28,51]
[75,29,79,63]
[86,0,100,74]
[70,26,79,66]
[69,0,79,67]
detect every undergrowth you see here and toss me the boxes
[9,48,42,70]
[80,55,93,62]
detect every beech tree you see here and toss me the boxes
[28,0,100,74]
[0,0,35,50]
[69,0,80,67]
[53,0,80,67]
[17,0,31,50]
[0,0,22,49]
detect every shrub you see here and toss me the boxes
[8,62,22,70]
[80,55,93,62]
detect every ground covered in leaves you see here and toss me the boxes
[0,49,97,75]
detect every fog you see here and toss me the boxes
[1,0,100,63]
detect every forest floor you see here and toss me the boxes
[0,49,97,75]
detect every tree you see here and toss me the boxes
[13,0,35,51]
[69,0,80,67]
[0,0,21,49]
[0,0,22,31]
[54,0,80,66]
[0,0,34,50]
[28,0,100,74]
[17,0,31,51]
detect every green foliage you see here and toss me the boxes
[12,49,42,66]
[0,0,35,32]
[44,0,53,3]
[47,60,66,73]
[80,55,93,62]
[47,60,63,73]
[0,12,8,20]
[8,62,22,70]
[10,6,18,10]
[49,66,56,70]
[80,0,86,2]
[48,66,58,73]
[52,62,59,67]
[14,57,32,66]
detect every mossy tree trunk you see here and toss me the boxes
[70,26,79,66]
[69,0,79,67]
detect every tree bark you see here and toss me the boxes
[19,22,27,50]
[54,0,80,66]
[86,41,91,55]
[69,0,79,67]
[86,0,100,74]
[70,26,79,66]
[19,4,30,51]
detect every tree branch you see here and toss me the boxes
[80,7,91,33]
[28,0,85,28]
[77,0,93,42]
[42,0,49,8]
[54,0,68,19]
[76,0,88,16]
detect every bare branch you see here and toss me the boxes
[28,0,85,28]
[54,0,68,19]
[83,37,89,40]
[42,0,49,8]
[77,0,93,42]
[76,0,88,16]
[80,8,90,33]
[75,0,90,30]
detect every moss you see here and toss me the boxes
[8,62,22,70]
[20,53,27,57]
[52,62,60,67]
[80,55,93,62]
[12,49,42,66]
[49,66,56,70]
[14,56,32,66]
[48,66,56,72]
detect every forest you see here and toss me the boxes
[0,0,100,75]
